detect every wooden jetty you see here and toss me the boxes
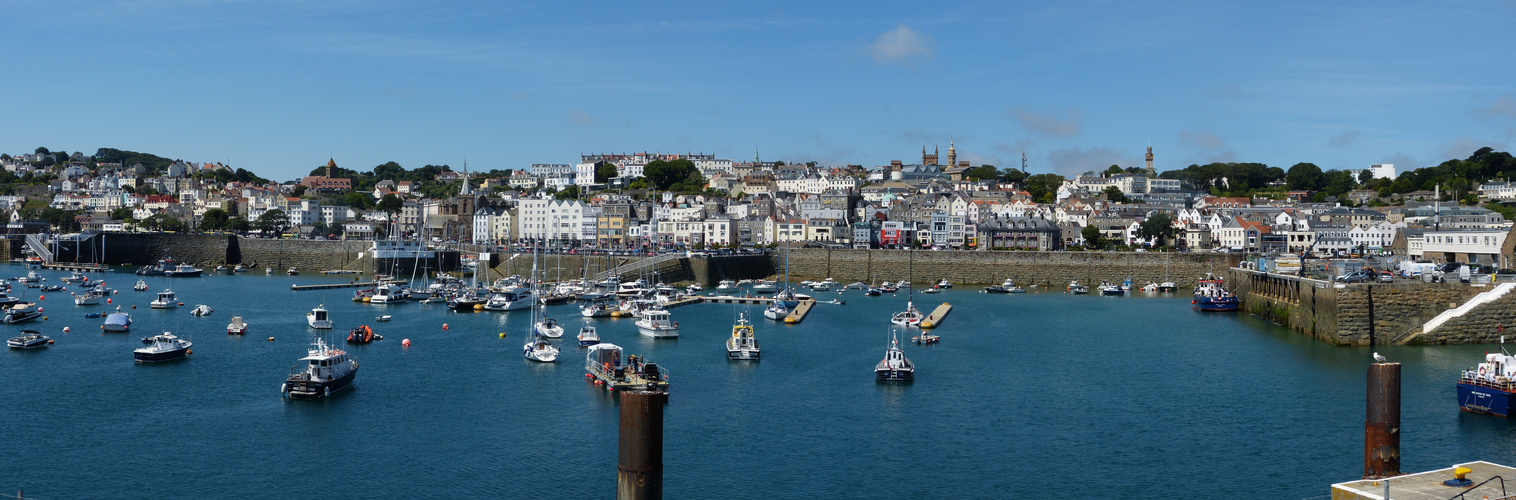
[701,295,775,305]
[661,297,704,309]
[918,302,952,329]
[40,263,110,272]
[783,299,816,324]
[291,282,375,291]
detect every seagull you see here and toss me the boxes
[1373,352,1387,363]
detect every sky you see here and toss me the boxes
[3,0,1515,182]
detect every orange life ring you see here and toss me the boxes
[1480,366,1488,376]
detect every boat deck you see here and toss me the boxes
[783,299,816,324]
[291,282,375,291]
[919,303,953,329]
[1332,461,1516,500]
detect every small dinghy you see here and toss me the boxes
[375,315,392,322]
[190,304,213,316]
[346,325,382,344]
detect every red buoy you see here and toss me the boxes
[402,338,411,347]
[442,323,449,330]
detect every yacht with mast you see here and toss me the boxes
[890,248,923,327]
[523,247,559,363]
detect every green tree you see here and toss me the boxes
[344,192,374,210]
[555,185,580,200]
[1286,162,1325,191]
[966,165,999,181]
[1104,165,1123,176]
[1081,225,1106,249]
[255,209,290,237]
[229,218,251,233]
[1136,213,1177,247]
[200,208,230,231]
[1103,185,1126,203]
[644,159,701,191]
[109,207,134,220]
[377,194,403,215]
[291,185,307,197]
[1024,173,1066,203]
[594,162,618,183]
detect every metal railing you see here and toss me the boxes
[23,234,52,263]
[592,252,684,281]
[1447,475,1507,500]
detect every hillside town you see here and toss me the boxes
[3,145,1515,270]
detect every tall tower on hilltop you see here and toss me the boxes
[325,158,337,178]
[922,145,939,166]
[946,141,957,167]
[1145,147,1155,177]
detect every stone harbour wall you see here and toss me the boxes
[76,233,382,273]
[1412,286,1516,345]
[1232,269,1485,345]
[235,238,373,273]
[776,249,1238,288]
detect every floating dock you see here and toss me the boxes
[40,263,110,272]
[1331,461,1516,499]
[783,299,816,324]
[918,302,952,329]
[291,282,375,291]
[661,297,704,309]
[701,296,775,305]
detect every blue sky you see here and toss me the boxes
[3,0,1514,181]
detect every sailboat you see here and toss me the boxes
[523,244,559,362]
[1158,252,1177,292]
[890,246,923,327]
[773,242,799,309]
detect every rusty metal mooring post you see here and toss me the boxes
[618,390,665,500]
[1364,362,1401,479]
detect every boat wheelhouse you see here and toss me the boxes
[135,333,192,363]
[635,309,679,338]
[307,304,333,329]
[875,332,914,382]
[1193,273,1240,312]
[726,313,759,360]
[281,336,358,398]
[150,289,178,309]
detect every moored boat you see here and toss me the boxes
[2,302,43,324]
[715,280,739,294]
[890,301,922,327]
[307,304,333,329]
[135,332,191,363]
[7,329,51,349]
[535,317,564,339]
[133,279,148,291]
[1068,281,1089,295]
[726,312,759,360]
[635,309,679,338]
[1192,273,1239,312]
[346,325,382,344]
[577,325,600,347]
[227,315,248,335]
[763,301,788,321]
[875,331,914,382]
[1098,282,1124,295]
[281,335,357,398]
[150,289,179,309]
[1459,349,1516,416]
[101,307,132,332]
[190,304,213,316]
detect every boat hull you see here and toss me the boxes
[2,312,43,324]
[1458,382,1513,417]
[134,346,189,363]
[283,368,357,399]
[163,270,202,277]
[637,326,679,338]
[727,349,760,360]
[1193,295,1240,312]
[876,369,913,382]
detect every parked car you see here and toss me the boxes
[1378,271,1395,283]
[1336,270,1373,283]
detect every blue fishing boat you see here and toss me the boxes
[1458,349,1516,417]
[1192,273,1239,312]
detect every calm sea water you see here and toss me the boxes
[3,268,1515,499]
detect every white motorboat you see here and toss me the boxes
[281,335,357,398]
[190,304,214,316]
[652,286,682,305]
[375,315,392,322]
[726,312,759,360]
[751,281,778,293]
[936,279,953,289]
[1098,282,1124,295]
[483,289,533,311]
[763,301,789,321]
[921,286,941,294]
[1158,281,1178,292]
[715,280,739,294]
[635,309,679,338]
[809,281,833,292]
[685,283,703,294]
[227,315,248,334]
[73,289,103,306]
[535,317,564,339]
[875,331,914,382]
[150,289,179,309]
[2,302,42,325]
[307,304,333,329]
[577,325,600,347]
[580,301,613,318]
[133,279,149,291]
[7,330,50,349]
[1141,282,1160,292]
[1068,281,1089,295]
[135,332,191,363]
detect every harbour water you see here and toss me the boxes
[5,268,1516,498]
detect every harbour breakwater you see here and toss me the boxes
[1229,269,1516,345]
[778,249,1239,288]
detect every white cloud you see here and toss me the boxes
[1327,130,1360,148]
[1475,95,1516,119]
[1004,106,1083,137]
[1046,147,1137,177]
[866,25,934,65]
[567,110,597,126]
[1177,129,1236,163]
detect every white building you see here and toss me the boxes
[518,198,584,243]
[1422,229,1509,266]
